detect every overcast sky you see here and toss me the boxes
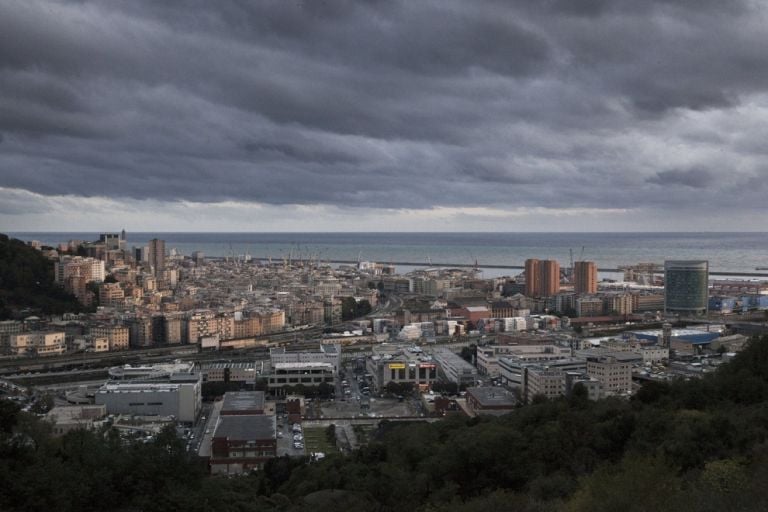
[1,0,768,232]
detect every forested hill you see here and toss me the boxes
[0,233,83,319]
[5,337,768,511]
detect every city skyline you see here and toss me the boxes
[2,1,768,232]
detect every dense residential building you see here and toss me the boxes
[99,282,125,306]
[127,317,153,348]
[90,325,130,351]
[0,320,23,350]
[9,331,66,356]
[576,297,603,317]
[54,256,106,285]
[54,256,105,305]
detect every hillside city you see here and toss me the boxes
[1,231,766,475]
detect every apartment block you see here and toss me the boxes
[586,355,632,396]
[90,325,130,351]
[10,331,66,356]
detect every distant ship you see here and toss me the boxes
[757,267,768,270]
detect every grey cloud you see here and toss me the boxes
[0,0,767,220]
[647,169,715,189]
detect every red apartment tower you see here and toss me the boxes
[525,259,560,297]
[573,261,598,294]
[525,259,540,296]
[540,260,560,297]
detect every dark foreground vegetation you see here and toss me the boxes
[6,337,768,511]
[0,234,84,319]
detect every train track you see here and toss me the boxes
[0,325,325,375]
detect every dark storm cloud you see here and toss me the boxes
[647,169,714,189]
[0,0,767,217]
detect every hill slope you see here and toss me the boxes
[0,233,83,319]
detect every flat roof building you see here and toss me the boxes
[221,391,266,416]
[267,362,335,394]
[210,415,276,475]
[95,373,201,423]
[432,347,477,387]
[270,343,341,373]
[465,386,517,416]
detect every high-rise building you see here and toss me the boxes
[99,233,121,251]
[573,261,597,294]
[540,260,560,297]
[524,259,540,296]
[525,258,560,297]
[148,239,166,277]
[664,260,709,315]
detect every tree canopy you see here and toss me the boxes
[6,336,768,510]
[0,234,84,319]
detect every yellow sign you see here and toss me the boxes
[388,363,406,370]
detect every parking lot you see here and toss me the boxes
[276,417,306,457]
[320,395,416,419]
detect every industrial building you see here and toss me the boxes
[270,343,342,373]
[199,361,264,384]
[95,372,201,423]
[266,362,335,393]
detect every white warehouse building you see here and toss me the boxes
[95,373,201,423]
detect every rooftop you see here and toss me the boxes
[273,362,333,370]
[221,391,265,414]
[466,386,516,408]
[213,415,275,441]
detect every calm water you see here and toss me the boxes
[9,232,768,277]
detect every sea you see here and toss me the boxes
[8,232,768,279]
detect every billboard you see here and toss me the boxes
[388,363,406,370]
